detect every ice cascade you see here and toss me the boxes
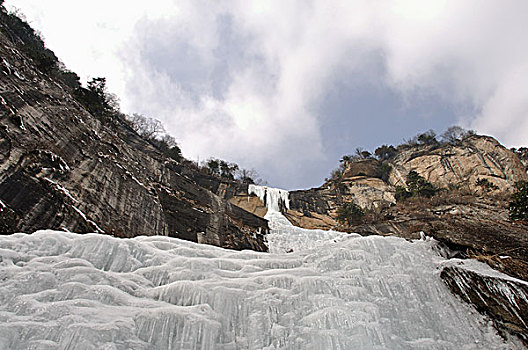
[248,184,290,214]
[0,186,517,349]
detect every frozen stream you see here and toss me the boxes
[0,186,514,349]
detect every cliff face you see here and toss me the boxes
[228,136,527,231]
[220,135,528,278]
[389,136,527,192]
[441,263,528,345]
[0,29,268,251]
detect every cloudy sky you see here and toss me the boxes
[6,1,528,189]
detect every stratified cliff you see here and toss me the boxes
[227,137,526,229]
[0,16,268,251]
[389,136,527,191]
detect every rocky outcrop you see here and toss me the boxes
[232,136,528,233]
[0,29,268,251]
[350,195,528,280]
[227,136,522,238]
[441,264,528,346]
[389,136,528,192]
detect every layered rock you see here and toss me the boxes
[226,136,527,235]
[389,136,527,192]
[441,263,528,346]
[0,29,268,251]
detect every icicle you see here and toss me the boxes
[248,184,290,213]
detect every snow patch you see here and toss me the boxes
[125,170,146,188]
[442,259,528,329]
[13,70,25,81]
[2,58,12,74]
[442,259,528,287]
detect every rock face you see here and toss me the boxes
[351,196,528,280]
[389,136,527,192]
[287,135,527,226]
[441,264,528,346]
[0,29,268,251]
[286,176,395,229]
[229,136,527,233]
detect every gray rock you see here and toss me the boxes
[0,30,268,251]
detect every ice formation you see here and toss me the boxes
[248,184,290,213]
[0,186,516,349]
[249,185,348,254]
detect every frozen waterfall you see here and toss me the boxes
[248,184,290,214]
[248,184,349,254]
[0,185,516,349]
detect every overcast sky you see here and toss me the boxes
[6,1,528,189]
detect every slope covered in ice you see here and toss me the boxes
[0,186,515,349]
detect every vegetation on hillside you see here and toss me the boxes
[336,202,365,227]
[205,158,239,181]
[394,171,437,202]
[73,77,120,123]
[0,4,57,73]
[475,178,499,193]
[374,145,397,160]
[509,181,528,221]
[203,158,262,184]
[0,4,82,87]
[398,127,475,150]
[0,5,265,184]
[329,126,476,189]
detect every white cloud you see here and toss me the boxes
[6,0,528,187]
[121,1,386,186]
[471,63,528,147]
[6,0,177,100]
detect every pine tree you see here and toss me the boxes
[509,181,528,221]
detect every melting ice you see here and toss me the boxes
[0,186,514,349]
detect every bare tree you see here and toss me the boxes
[440,126,474,144]
[236,168,262,184]
[128,113,165,139]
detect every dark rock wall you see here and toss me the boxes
[442,265,528,346]
[0,30,268,251]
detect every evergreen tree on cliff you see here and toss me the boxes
[509,181,528,221]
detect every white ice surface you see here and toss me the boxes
[0,186,515,349]
[248,185,290,212]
